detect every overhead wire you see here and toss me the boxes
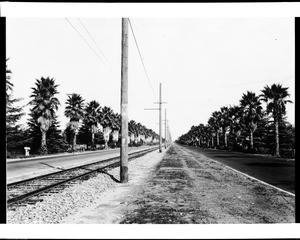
[128,18,157,99]
[65,18,107,65]
[66,17,160,97]
[77,18,118,77]
[206,75,294,90]
[65,18,119,81]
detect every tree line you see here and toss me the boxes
[6,59,159,158]
[176,84,294,158]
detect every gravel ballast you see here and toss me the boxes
[7,148,165,224]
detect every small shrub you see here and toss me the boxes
[280,148,295,159]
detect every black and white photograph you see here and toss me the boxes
[1,2,298,239]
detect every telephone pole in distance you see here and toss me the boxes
[145,83,166,153]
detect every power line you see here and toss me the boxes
[207,75,294,90]
[77,18,115,73]
[65,18,119,81]
[65,18,107,65]
[128,18,156,99]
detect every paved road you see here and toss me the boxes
[180,144,295,194]
[7,146,156,183]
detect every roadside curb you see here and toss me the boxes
[6,150,107,163]
[225,166,295,197]
[179,145,295,197]
[6,146,144,163]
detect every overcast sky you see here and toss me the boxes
[2,2,299,238]
[6,17,295,140]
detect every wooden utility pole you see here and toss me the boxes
[165,109,167,149]
[167,122,172,144]
[120,18,129,183]
[145,83,166,153]
[159,83,162,152]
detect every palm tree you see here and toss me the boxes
[84,100,101,149]
[227,105,243,149]
[129,120,137,146]
[205,125,214,147]
[139,125,148,145]
[208,111,222,148]
[260,84,292,156]
[196,124,205,147]
[64,93,85,152]
[219,107,231,148]
[111,112,121,147]
[100,106,115,148]
[135,123,143,144]
[144,128,153,145]
[240,91,262,150]
[196,124,207,147]
[28,77,60,154]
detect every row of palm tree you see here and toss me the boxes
[128,120,159,145]
[28,77,159,154]
[177,84,293,157]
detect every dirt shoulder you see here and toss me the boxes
[61,144,294,224]
[60,147,168,224]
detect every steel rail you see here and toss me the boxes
[8,146,158,186]
[7,146,158,207]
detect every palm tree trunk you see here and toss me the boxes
[274,119,280,156]
[211,134,214,147]
[41,130,47,155]
[72,132,77,153]
[91,133,95,148]
[224,132,227,147]
[216,131,219,147]
[250,129,254,149]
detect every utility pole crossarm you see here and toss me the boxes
[144,83,167,153]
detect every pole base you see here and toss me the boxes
[120,165,129,183]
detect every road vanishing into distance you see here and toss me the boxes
[7,143,295,194]
[181,144,295,194]
[7,146,156,183]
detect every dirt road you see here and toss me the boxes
[120,144,294,223]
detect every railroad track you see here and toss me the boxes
[7,146,159,209]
